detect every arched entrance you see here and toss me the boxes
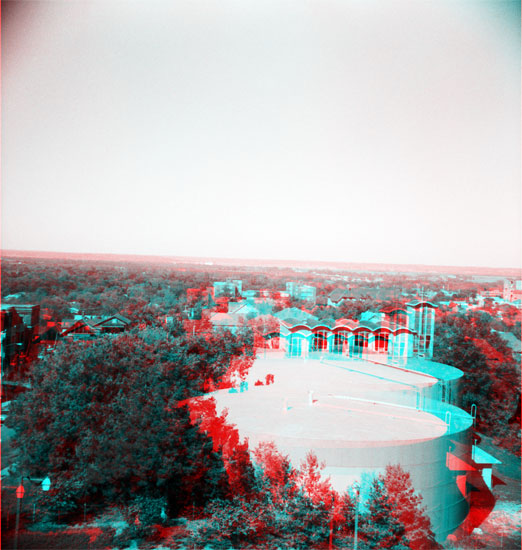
[352,331,369,357]
[289,335,303,357]
[332,331,348,354]
[312,331,328,352]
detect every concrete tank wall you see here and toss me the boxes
[246,401,473,541]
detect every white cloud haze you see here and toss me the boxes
[2,0,520,267]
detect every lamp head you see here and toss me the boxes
[41,476,51,492]
[16,484,25,499]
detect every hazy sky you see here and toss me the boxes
[2,0,520,268]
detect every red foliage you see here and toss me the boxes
[297,452,335,507]
[187,397,253,497]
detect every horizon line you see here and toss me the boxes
[2,248,521,275]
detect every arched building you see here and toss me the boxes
[279,301,436,360]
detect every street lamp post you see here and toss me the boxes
[13,476,51,550]
[14,483,24,550]
[328,495,335,550]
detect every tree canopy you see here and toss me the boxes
[433,310,520,453]
[7,325,254,517]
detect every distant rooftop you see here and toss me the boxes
[494,331,521,353]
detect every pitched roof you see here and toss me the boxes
[334,319,359,330]
[348,287,396,300]
[380,301,408,313]
[93,314,131,326]
[282,317,414,334]
[228,302,260,317]
[329,289,353,303]
[280,317,303,326]
[315,317,335,326]
[275,308,317,323]
[360,311,381,323]
[406,300,436,308]
[210,312,236,326]
[61,319,100,336]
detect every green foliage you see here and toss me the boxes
[193,445,337,549]
[125,494,168,526]
[381,465,440,550]
[286,492,330,547]
[433,310,520,450]
[6,326,251,518]
[116,494,169,541]
[335,466,439,550]
[362,476,411,550]
[194,497,270,546]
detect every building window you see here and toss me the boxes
[418,334,431,353]
[333,332,347,353]
[415,309,421,332]
[423,308,433,334]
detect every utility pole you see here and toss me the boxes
[353,485,360,550]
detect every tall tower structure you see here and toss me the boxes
[407,301,435,358]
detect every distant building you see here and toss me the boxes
[242,289,291,308]
[274,307,317,325]
[483,288,502,298]
[227,302,259,317]
[209,301,265,333]
[1,304,40,375]
[213,280,243,299]
[328,289,354,307]
[286,282,316,302]
[92,314,132,334]
[503,280,522,302]
[242,290,258,301]
[209,312,239,334]
[61,318,99,339]
[35,324,62,350]
[61,314,131,340]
